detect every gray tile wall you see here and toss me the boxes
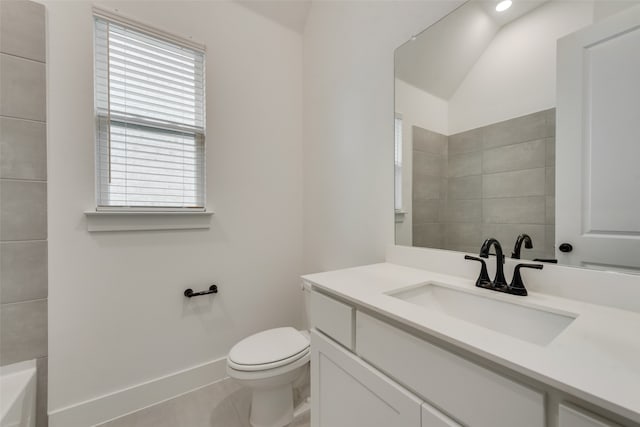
[444,127,482,252]
[0,1,48,426]
[412,127,448,249]
[446,109,556,259]
[412,109,556,260]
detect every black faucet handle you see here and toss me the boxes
[464,255,492,288]
[533,258,558,264]
[515,263,544,270]
[509,263,543,296]
[464,255,485,263]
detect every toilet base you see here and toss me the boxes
[228,357,309,427]
[250,383,294,427]
[226,329,310,427]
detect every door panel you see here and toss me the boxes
[556,5,640,272]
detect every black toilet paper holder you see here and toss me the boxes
[184,284,218,298]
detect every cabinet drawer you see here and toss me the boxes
[559,404,620,427]
[310,290,354,349]
[356,312,545,427]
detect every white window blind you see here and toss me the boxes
[94,14,206,210]
[394,113,403,211]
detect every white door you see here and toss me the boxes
[556,5,640,272]
[310,330,421,427]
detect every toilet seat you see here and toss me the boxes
[228,347,310,372]
[228,327,310,372]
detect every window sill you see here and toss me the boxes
[84,210,214,232]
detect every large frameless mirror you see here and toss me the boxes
[394,0,640,273]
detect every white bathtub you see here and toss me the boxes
[0,360,36,427]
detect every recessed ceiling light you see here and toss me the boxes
[496,0,512,12]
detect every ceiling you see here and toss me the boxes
[236,0,312,34]
[477,0,549,26]
[395,0,548,100]
[236,0,550,94]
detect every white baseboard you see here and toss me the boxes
[48,357,228,427]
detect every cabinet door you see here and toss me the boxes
[559,404,620,427]
[311,330,421,427]
[356,311,545,427]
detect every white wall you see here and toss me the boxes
[395,79,448,137]
[44,0,303,424]
[448,1,594,134]
[594,0,640,21]
[302,0,461,273]
[394,78,448,245]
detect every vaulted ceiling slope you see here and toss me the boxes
[236,0,312,34]
[395,0,547,100]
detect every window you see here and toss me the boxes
[94,13,205,211]
[394,113,403,212]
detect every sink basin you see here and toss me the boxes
[387,282,576,346]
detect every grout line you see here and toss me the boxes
[447,136,554,156]
[480,141,484,226]
[0,114,46,124]
[467,166,548,179]
[0,177,47,184]
[431,222,549,226]
[0,297,48,307]
[481,136,555,152]
[481,195,547,200]
[0,51,45,64]
[0,238,48,243]
[0,239,47,244]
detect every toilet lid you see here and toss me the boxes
[228,327,310,368]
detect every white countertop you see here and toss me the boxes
[302,262,640,424]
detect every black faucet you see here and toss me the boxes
[511,234,533,259]
[479,238,508,288]
[465,238,544,296]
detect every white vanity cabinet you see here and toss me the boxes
[559,404,620,427]
[309,289,635,427]
[311,326,463,427]
[309,290,542,427]
[310,329,423,427]
[310,290,354,350]
[356,311,545,427]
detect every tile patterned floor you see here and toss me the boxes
[99,378,310,427]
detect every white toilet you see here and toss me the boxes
[226,284,311,427]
